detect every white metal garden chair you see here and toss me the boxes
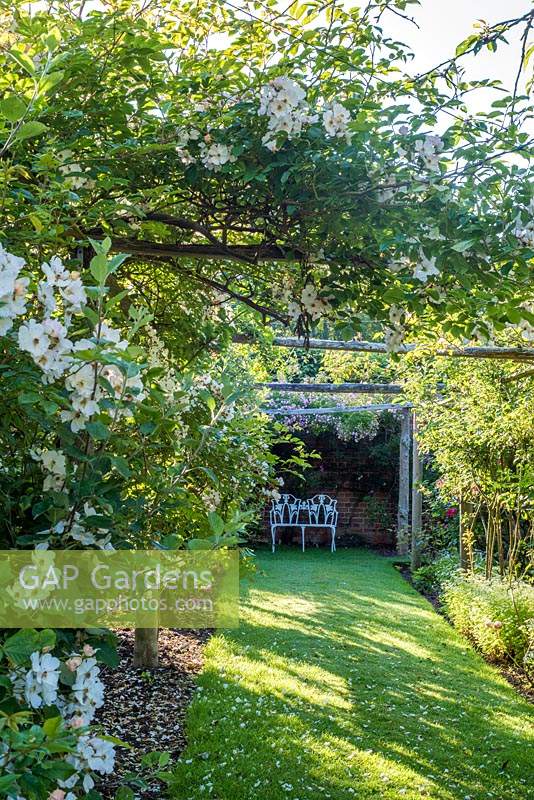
[269,493,301,553]
[300,494,338,552]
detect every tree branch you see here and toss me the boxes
[108,236,304,264]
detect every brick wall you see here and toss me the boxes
[257,427,399,548]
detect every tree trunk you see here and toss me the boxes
[133,628,159,668]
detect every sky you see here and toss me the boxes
[371,0,531,113]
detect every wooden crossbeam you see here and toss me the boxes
[234,334,534,361]
[263,403,408,415]
[257,382,403,394]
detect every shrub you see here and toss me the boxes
[442,574,534,670]
[0,239,282,795]
[411,564,439,595]
[412,550,461,594]
[0,627,119,797]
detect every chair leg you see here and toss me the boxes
[301,527,305,552]
[272,527,276,553]
[331,528,336,552]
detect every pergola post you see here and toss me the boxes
[397,408,411,554]
[411,412,423,570]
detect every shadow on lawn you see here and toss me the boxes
[169,549,533,800]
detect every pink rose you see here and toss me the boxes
[82,644,95,657]
[48,790,66,800]
[65,656,82,672]
[69,716,85,729]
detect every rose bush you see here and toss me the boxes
[0,237,287,798]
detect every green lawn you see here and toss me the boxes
[169,549,533,800]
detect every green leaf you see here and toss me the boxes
[90,253,109,284]
[504,307,522,324]
[42,27,62,52]
[208,511,225,536]
[45,741,78,754]
[9,48,35,76]
[38,629,56,650]
[84,514,112,528]
[187,538,212,550]
[86,421,110,441]
[106,289,130,312]
[93,641,119,668]
[88,236,111,256]
[199,466,219,486]
[59,662,76,687]
[114,788,135,800]
[19,774,46,794]
[40,758,76,780]
[0,95,27,122]
[108,253,129,273]
[39,70,64,94]
[41,400,60,415]
[3,629,56,665]
[0,774,20,792]
[14,120,48,141]
[455,34,477,57]
[159,534,181,550]
[18,391,41,405]
[82,306,100,326]
[451,240,475,253]
[100,734,132,749]
[43,715,62,737]
[110,456,131,478]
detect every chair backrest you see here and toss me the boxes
[270,494,301,526]
[301,494,338,526]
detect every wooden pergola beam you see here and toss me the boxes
[234,334,534,361]
[257,382,403,394]
[263,403,408,415]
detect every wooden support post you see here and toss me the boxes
[411,412,423,571]
[397,408,411,554]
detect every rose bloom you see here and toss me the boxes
[446,507,458,518]
[83,644,95,657]
[66,656,82,672]
[48,790,66,800]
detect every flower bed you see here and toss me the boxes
[442,574,533,670]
